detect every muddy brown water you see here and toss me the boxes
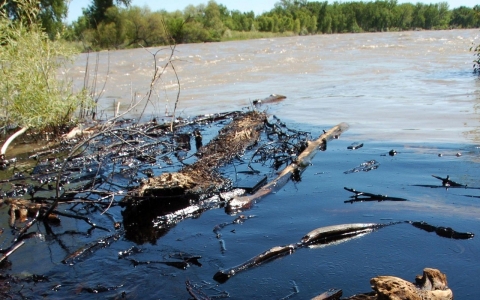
[1,29,480,298]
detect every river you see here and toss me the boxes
[70,28,480,144]
[3,29,480,299]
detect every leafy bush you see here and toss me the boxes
[0,0,90,156]
[473,43,480,73]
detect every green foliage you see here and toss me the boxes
[124,7,167,47]
[66,0,480,50]
[472,42,480,74]
[451,6,480,28]
[0,1,89,132]
[1,0,67,39]
[84,0,131,28]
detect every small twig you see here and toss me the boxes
[185,280,211,300]
[100,194,115,215]
[169,60,181,132]
[61,230,122,264]
[53,210,110,232]
[0,241,25,263]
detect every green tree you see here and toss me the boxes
[293,18,301,33]
[451,6,476,28]
[0,0,89,157]
[94,6,127,49]
[0,0,68,38]
[84,0,131,28]
[165,12,186,43]
[392,3,414,30]
[412,3,426,28]
[123,6,167,47]
[305,1,327,31]
[203,0,226,40]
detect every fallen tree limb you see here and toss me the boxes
[227,122,349,212]
[213,221,473,284]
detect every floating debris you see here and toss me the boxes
[252,94,286,106]
[431,175,466,188]
[343,187,407,203]
[344,160,379,174]
[312,288,342,300]
[410,221,474,239]
[347,142,363,150]
[213,215,255,239]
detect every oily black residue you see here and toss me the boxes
[0,109,314,296]
[0,109,478,299]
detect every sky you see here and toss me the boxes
[66,0,480,23]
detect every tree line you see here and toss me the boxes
[2,0,480,50]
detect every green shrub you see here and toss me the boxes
[473,42,480,74]
[0,0,90,156]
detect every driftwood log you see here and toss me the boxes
[335,268,452,300]
[227,122,349,211]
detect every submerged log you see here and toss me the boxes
[213,244,296,283]
[227,122,349,211]
[410,221,474,239]
[214,223,388,283]
[301,223,382,245]
[214,221,472,284]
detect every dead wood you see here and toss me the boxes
[61,230,123,264]
[252,94,286,106]
[311,288,342,300]
[342,268,452,300]
[124,111,267,202]
[227,122,349,212]
[343,187,407,203]
[0,241,25,264]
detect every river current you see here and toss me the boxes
[6,30,480,299]
[71,29,480,144]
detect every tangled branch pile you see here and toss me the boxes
[127,111,266,201]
